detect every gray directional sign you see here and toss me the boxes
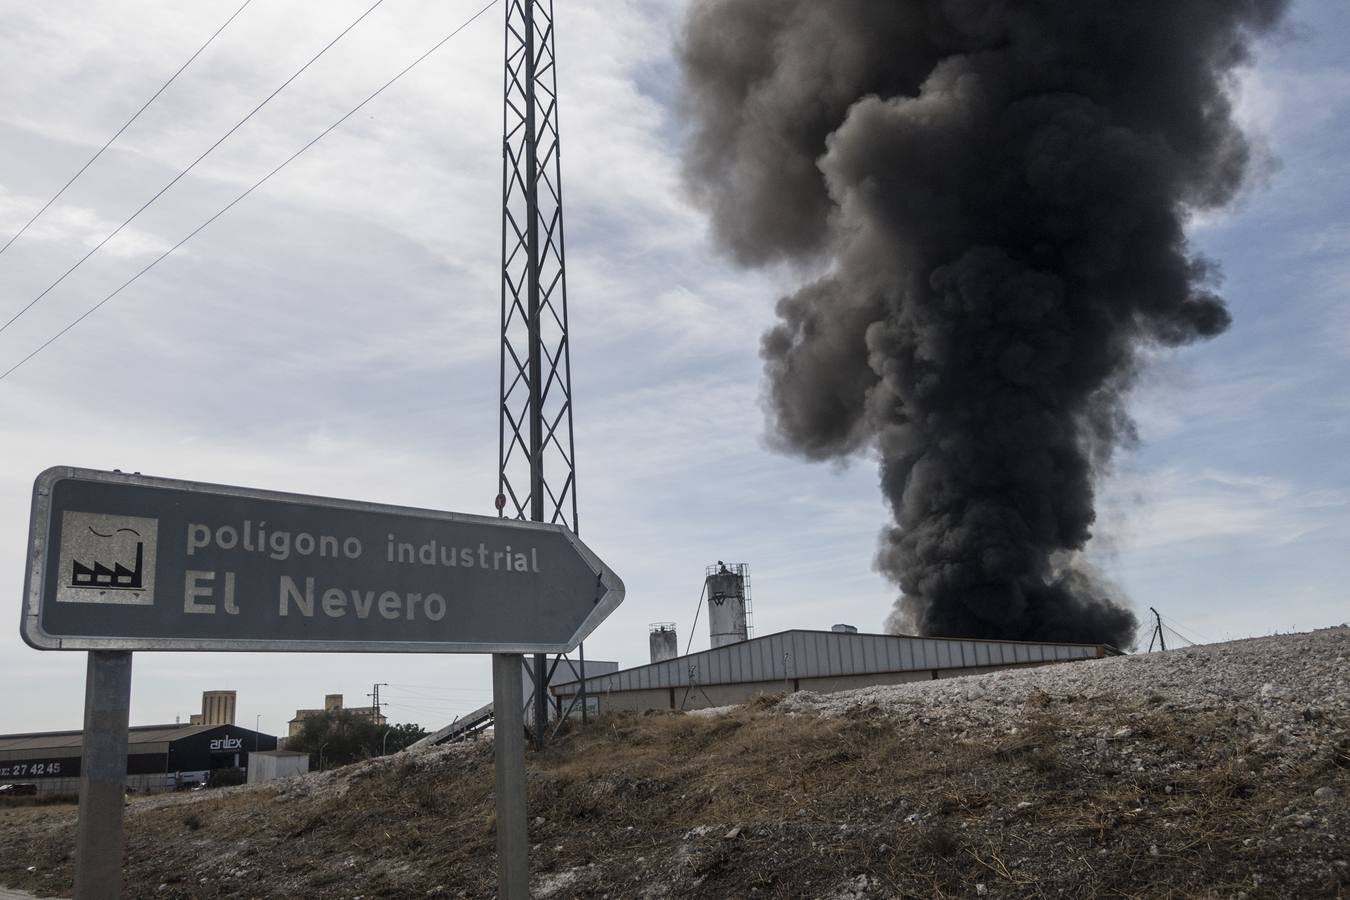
[22,467,624,653]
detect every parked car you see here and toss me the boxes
[0,783,38,796]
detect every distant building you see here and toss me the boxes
[288,693,386,737]
[247,750,310,784]
[0,723,277,796]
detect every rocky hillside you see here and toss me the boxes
[2,627,1346,899]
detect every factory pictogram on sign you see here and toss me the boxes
[55,511,158,606]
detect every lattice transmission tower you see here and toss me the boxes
[496,0,579,748]
[496,0,577,534]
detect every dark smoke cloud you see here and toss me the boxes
[678,0,1289,648]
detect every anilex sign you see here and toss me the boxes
[22,467,624,653]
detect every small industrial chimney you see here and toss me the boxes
[706,562,751,648]
[649,623,679,663]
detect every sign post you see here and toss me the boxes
[22,467,623,898]
[73,650,132,900]
[492,654,529,899]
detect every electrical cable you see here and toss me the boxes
[0,0,255,260]
[0,0,498,383]
[386,682,492,695]
[1163,624,1197,648]
[384,701,482,717]
[387,690,492,701]
[1160,613,1210,645]
[0,0,389,337]
[385,695,490,708]
[384,700,466,711]
[683,581,708,656]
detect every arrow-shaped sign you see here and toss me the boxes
[22,467,624,653]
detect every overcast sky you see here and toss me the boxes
[1,0,1346,736]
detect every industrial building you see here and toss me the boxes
[552,563,1103,713]
[0,722,277,796]
[553,627,1103,713]
[288,693,386,737]
[418,562,1105,745]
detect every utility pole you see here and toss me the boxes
[1147,607,1167,652]
[497,0,578,754]
[367,683,388,719]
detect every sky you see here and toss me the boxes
[0,0,1346,736]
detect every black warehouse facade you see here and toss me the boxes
[0,723,277,795]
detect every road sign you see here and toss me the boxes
[22,467,624,653]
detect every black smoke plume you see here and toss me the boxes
[678,1,1288,647]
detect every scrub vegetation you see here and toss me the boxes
[286,711,427,770]
[0,628,1345,898]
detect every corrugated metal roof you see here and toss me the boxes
[0,724,218,754]
[552,629,1100,696]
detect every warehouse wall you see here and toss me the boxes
[558,630,1101,699]
[584,660,1069,714]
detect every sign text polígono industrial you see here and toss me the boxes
[22,467,624,653]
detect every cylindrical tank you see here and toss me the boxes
[649,623,679,663]
[831,624,858,634]
[706,565,748,648]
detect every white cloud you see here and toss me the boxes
[1100,465,1348,555]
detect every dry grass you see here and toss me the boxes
[0,697,1345,898]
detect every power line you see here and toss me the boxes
[0,0,498,383]
[1162,624,1197,647]
[383,700,480,716]
[387,682,492,694]
[683,581,708,656]
[385,699,477,710]
[0,0,255,260]
[0,0,389,337]
[1160,613,1211,646]
[386,687,493,699]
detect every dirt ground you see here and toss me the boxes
[1,629,1346,899]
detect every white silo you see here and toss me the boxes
[649,623,679,663]
[705,562,751,648]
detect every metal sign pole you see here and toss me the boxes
[531,652,547,749]
[74,649,132,900]
[492,653,529,899]
[579,641,587,725]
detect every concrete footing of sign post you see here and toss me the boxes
[492,653,529,899]
[74,650,132,900]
